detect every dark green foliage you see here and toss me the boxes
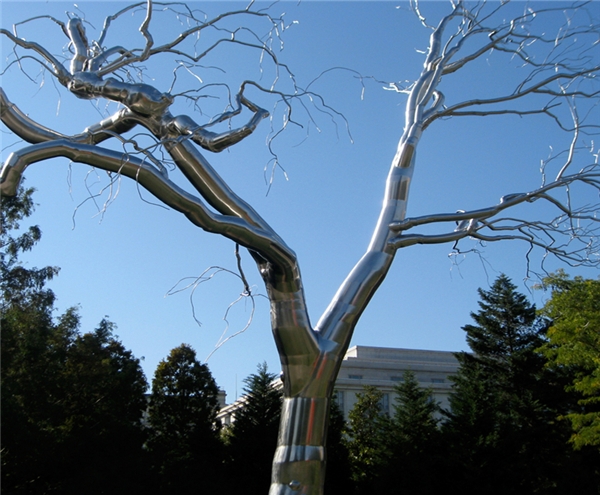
[56,320,150,494]
[324,393,354,495]
[5,187,598,493]
[64,319,148,435]
[1,187,149,494]
[1,307,79,494]
[224,362,282,495]
[372,372,447,494]
[2,312,149,494]
[344,385,391,491]
[391,370,440,443]
[444,274,600,494]
[1,186,59,312]
[449,275,548,427]
[149,344,220,436]
[147,344,223,494]
[444,275,550,493]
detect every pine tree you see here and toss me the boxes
[392,370,440,444]
[461,274,545,404]
[324,393,353,495]
[224,362,282,495]
[344,385,391,492]
[444,274,593,494]
[375,371,445,494]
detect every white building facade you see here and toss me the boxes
[218,345,460,424]
[333,345,460,419]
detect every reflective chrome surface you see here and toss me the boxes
[269,398,329,494]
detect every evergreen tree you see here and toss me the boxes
[375,371,445,494]
[147,344,223,494]
[344,385,391,492]
[224,362,282,495]
[445,274,597,494]
[324,393,353,495]
[392,370,440,444]
[441,359,499,490]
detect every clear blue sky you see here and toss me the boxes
[2,1,598,402]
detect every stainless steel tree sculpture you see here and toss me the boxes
[2,1,599,493]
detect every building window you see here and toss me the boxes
[379,393,390,415]
[348,374,363,380]
[334,390,344,410]
[431,378,445,383]
[391,376,404,382]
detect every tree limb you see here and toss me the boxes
[0,28,71,85]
